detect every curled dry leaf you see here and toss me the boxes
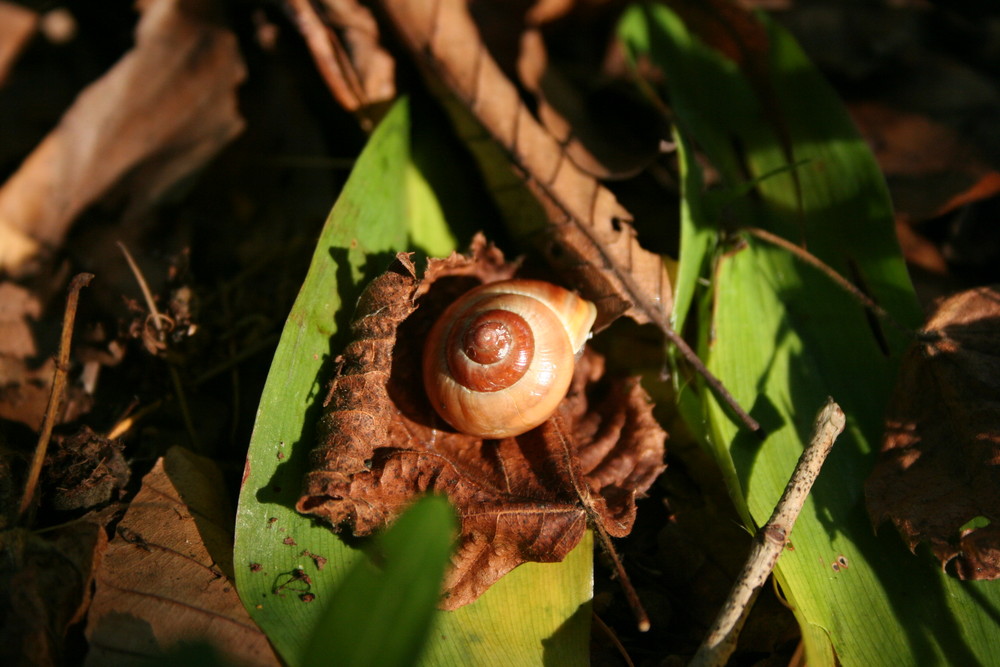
[379,0,673,331]
[297,239,666,608]
[866,285,1000,579]
[284,0,395,124]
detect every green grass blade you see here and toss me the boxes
[234,97,592,666]
[620,4,1000,665]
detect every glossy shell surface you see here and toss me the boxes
[422,279,597,438]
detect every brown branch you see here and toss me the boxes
[18,272,94,520]
[689,398,846,667]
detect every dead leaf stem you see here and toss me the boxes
[18,272,94,520]
[690,398,845,667]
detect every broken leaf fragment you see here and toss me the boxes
[297,239,666,608]
[866,285,1000,579]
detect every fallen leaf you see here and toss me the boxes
[283,0,395,125]
[851,102,1000,224]
[516,25,664,180]
[0,1,37,87]
[0,281,42,359]
[0,0,245,277]
[297,241,666,608]
[380,0,673,331]
[85,446,278,666]
[0,521,107,665]
[866,285,1000,579]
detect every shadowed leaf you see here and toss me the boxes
[867,285,1000,579]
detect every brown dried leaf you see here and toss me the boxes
[0,281,42,358]
[86,447,278,666]
[297,241,666,608]
[852,102,1000,224]
[516,26,663,180]
[380,0,673,331]
[0,2,37,87]
[866,285,1000,579]
[0,521,107,665]
[284,0,395,125]
[0,0,245,277]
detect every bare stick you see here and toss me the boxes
[689,399,846,667]
[18,272,94,520]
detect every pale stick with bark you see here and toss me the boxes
[690,398,846,667]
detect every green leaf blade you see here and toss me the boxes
[234,98,414,664]
[234,97,592,666]
[303,496,457,667]
[621,5,1000,665]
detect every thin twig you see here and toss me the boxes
[592,612,637,667]
[742,227,913,339]
[664,327,764,439]
[592,518,651,633]
[689,398,846,667]
[554,413,651,632]
[18,272,94,520]
[117,241,166,332]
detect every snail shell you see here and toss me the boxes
[422,279,597,438]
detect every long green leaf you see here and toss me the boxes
[234,98,592,666]
[620,4,1000,665]
[303,496,456,667]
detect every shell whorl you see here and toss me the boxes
[422,279,597,438]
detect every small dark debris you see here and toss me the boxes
[300,549,328,570]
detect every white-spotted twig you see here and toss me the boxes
[690,399,846,667]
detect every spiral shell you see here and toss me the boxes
[422,279,597,438]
